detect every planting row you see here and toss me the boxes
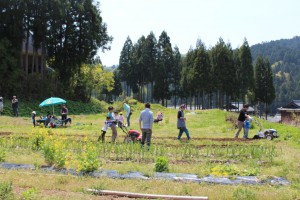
[0,129,278,172]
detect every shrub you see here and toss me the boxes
[77,145,100,173]
[42,134,67,168]
[0,182,14,200]
[22,187,38,200]
[155,156,169,172]
[30,130,45,151]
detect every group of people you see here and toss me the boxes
[100,102,132,142]
[0,96,19,116]
[100,102,191,149]
[32,104,69,128]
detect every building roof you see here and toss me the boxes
[278,100,300,111]
[278,100,300,109]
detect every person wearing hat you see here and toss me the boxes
[107,106,118,142]
[118,112,124,124]
[0,97,3,115]
[11,96,19,117]
[31,111,36,127]
[177,104,191,140]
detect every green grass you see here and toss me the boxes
[0,106,300,199]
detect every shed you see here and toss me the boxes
[278,100,300,123]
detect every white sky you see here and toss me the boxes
[97,0,300,66]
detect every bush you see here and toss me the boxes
[22,187,38,200]
[0,182,14,200]
[42,133,67,168]
[77,145,100,173]
[155,156,169,172]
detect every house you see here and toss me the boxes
[278,100,300,123]
[229,102,255,114]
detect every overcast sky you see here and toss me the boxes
[97,0,300,66]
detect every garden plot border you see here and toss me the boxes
[0,162,290,186]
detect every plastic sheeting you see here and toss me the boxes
[0,162,290,186]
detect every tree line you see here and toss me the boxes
[119,31,275,115]
[0,0,116,102]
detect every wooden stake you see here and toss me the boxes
[87,189,208,200]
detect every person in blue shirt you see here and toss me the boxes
[123,102,131,127]
[107,106,118,142]
[139,103,154,149]
[243,116,252,139]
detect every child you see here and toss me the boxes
[99,116,111,142]
[32,111,36,127]
[114,111,119,121]
[118,112,124,124]
[243,115,252,139]
[154,110,163,123]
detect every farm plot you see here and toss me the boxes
[0,109,300,199]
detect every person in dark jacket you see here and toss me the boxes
[234,104,249,138]
[11,96,18,117]
[177,104,191,140]
[60,104,69,125]
[0,97,3,115]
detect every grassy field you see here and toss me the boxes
[0,105,300,199]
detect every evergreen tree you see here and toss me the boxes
[119,36,134,96]
[154,31,173,106]
[180,48,196,108]
[193,40,211,109]
[239,39,254,101]
[210,38,235,108]
[144,32,158,102]
[171,46,182,108]
[254,55,275,118]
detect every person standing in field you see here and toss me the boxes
[118,112,124,124]
[243,115,252,139]
[139,103,154,149]
[234,104,249,138]
[99,116,111,142]
[60,104,69,125]
[108,106,118,142]
[177,104,191,140]
[11,96,18,117]
[32,111,36,127]
[123,102,131,127]
[0,97,3,115]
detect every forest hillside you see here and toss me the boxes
[251,36,300,111]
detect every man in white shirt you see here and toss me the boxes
[139,103,154,149]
